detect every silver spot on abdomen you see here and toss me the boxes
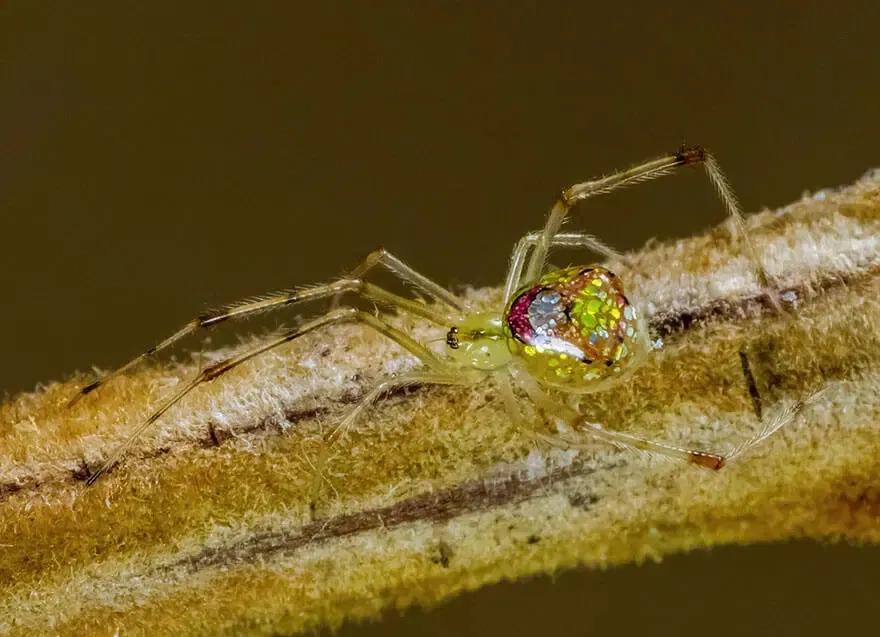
[528,289,568,335]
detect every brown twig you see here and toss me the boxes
[1,170,880,637]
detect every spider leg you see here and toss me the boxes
[341,247,466,311]
[496,373,526,425]
[306,367,483,509]
[496,372,559,450]
[503,231,630,305]
[524,146,780,311]
[512,366,809,471]
[327,368,484,446]
[69,278,463,406]
[85,307,452,485]
[555,394,809,469]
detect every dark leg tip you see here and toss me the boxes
[675,145,706,165]
[66,380,102,409]
[82,380,101,395]
[690,452,726,470]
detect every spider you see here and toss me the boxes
[75,145,793,486]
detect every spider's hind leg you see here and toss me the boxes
[514,363,808,472]
[539,394,810,471]
[524,146,781,312]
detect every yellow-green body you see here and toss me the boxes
[447,266,651,392]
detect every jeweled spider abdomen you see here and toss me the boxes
[505,266,643,388]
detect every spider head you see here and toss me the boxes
[504,266,650,391]
[445,312,513,371]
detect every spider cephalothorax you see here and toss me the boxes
[504,266,648,389]
[73,146,789,485]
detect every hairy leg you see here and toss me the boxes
[85,307,456,484]
[503,231,630,305]
[329,369,483,445]
[70,278,463,405]
[344,247,465,311]
[523,146,779,310]
[511,364,810,470]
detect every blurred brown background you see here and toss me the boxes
[2,3,878,636]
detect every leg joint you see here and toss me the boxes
[202,360,231,382]
[360,247,389,270]
[675,144,707,166]
[688,450,726,470]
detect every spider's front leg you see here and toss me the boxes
[84,303,465,485]
[68,271,464,406]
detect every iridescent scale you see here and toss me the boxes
[505,266,638,385]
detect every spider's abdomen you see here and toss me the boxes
[504,266,645,389]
